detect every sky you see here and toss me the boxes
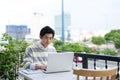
[0,0,120,37]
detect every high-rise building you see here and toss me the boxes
[30,12,44,39]
[54,13,71,39]
[6,25,29,39]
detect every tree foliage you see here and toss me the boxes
[105,29,120,49]
[53,39,63,51]
[64,42,84,52]
[53,39,92,53]
[91,36,105,45]
[0,33,29,80]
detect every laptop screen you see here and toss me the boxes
[43,52,74,73]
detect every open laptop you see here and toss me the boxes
[43,52,74,73]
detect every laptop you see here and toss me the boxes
[43,52,74,73]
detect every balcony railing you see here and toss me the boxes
[74,52,120,80]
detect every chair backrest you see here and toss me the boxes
[73,67,117,80]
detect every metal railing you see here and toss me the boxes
[74,52,120,80]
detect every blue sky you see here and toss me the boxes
[0,0,120,37]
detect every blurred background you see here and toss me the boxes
[0,0,120,41]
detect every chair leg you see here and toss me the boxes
[77,75,79,80]
[100,77,103,80]
[85,76,88,80]
[93,77,96,80]
[106,76,109,80]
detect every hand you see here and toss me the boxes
[40,64,47,70]
[35,64,47,70]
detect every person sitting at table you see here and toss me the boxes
[23,26,56,70]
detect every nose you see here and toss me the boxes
[46,38,51,43]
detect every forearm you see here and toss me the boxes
[24,62,47,70]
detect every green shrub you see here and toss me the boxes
[0,33,29,80]
[101,49,117,55]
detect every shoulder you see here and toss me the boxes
[47,44,56,52]
[26,43,38,51]
[48,45,55,49]
[28,42,40,48]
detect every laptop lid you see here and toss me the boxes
[43,52,74,73]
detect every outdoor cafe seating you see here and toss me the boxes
[73,67,117,80]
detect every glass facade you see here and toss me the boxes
[6,25,30,39]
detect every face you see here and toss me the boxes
[40,33,53,48]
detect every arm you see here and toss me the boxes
[23,47,47,70]
[23,47,33,69]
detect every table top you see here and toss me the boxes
[19,69,77,80]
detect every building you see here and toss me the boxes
[6,25,30,39]
[30,12,44,39]
[54,13,71,40]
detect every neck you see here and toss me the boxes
[41,42,47,48]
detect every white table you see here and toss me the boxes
[18,70,77,80]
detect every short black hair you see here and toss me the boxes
[40,26,55,38]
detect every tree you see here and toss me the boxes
[105,29,120,49]
[53,39,92,53]
[91,36,105,45]
[53,39,63,51]
[64,42,84,52]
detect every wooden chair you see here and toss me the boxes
[73,67,117,80]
